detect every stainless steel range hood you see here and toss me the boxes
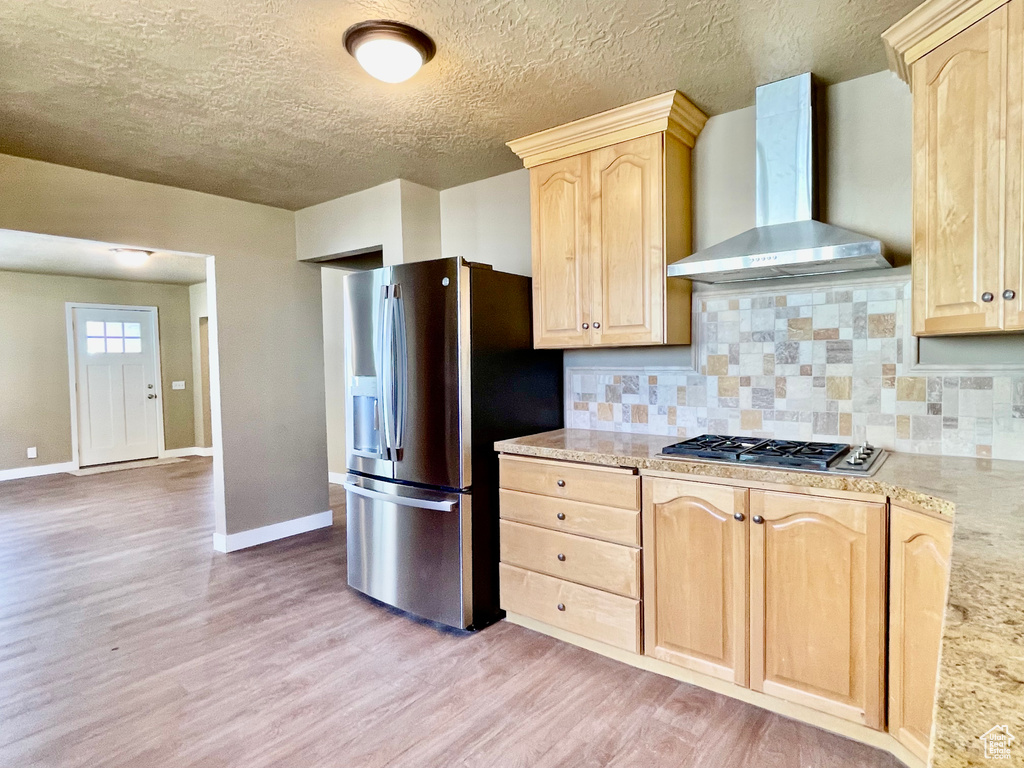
[668,73,892,283]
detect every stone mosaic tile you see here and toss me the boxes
[566,279,1024,461]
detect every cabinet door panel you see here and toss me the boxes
[1006,0,1024,330]
[642,478,749,685]
[912,4,1007,334]
[749,491,886,729]
[589,135,664,346]
[531,156,590,347]
[889,506,952,762]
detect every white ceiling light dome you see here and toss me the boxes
[344,20,436,84]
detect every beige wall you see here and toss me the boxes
[0,153,328,538]
[188,281,209,447]
[320,267,348,478]
[0,270,195,470]
[439,169,532,276]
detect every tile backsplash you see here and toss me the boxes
[567,279,1024,461]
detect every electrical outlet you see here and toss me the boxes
[27,447,37,459]
[171,381,186,390]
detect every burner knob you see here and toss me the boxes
[863,442,874,451]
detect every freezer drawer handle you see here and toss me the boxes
[343,482,458,512]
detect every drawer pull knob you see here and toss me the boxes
[557,553,566,561]
[752,515,764,524]
[556,479,566,487]
[556,512,566,520]
[734,512,745,522]
[1005,289,1017,300]
[593,322,600,329]
[581,323,589,330]
[557,603,566,611]
[982,292,994,302]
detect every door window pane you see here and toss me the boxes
[105,322,123,337]
[106,337,124,354]
[87,338,106,355]
[124,338,142,354]
[124,322,141,337]
[86,321,105,336]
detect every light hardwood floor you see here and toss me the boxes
[0,458,903,767]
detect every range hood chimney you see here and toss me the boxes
[667,73,892,283]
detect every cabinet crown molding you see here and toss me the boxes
[507,90,708,168]
[882,0,1011,83]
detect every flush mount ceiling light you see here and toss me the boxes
[111,248,153,268]
[343,20,435,84]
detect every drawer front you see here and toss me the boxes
[499,519,640,598]
[499,455,640,510]
[499,563,641,653]
[499,489,640,546]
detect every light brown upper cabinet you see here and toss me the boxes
[642,477,749,686]
[749,490,886,729]
[888,505,952,763]
[884,0,1024,334]
[508,92,707,348]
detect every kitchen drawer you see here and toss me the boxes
[499,489,640,546]
[499,519,640,598]
[499,563,641,653]
[499,455,640,510]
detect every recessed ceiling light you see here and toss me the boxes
[343,20,435,84]
[111,248,153,267]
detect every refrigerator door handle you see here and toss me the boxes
[392,285,408,453]
[379,284,394,460]
[343,481,458,512]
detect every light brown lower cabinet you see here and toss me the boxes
[750,490,887,730]
[500,455,952,750]
[888,505,953,762]
[642,477,749,685]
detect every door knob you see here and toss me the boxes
[734,513,745,522]
[593,322,600,329]
[147,394,157,400]
[581,323,589,330]
[752,515,764,524]
[982,292,994,302]
[147,384,154,389]
[1005,289,1017,300]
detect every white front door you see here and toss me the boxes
[73,306,161,466]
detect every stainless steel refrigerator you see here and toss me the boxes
[343,257,562,630]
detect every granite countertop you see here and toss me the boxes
[495,429,1024,768]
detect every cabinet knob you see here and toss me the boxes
[581,323,589,330]
[593,322,600,329]
[557,603,566,611]
[734,512,745,522]
[557,553,566,561]
[982,292,994,302]
[1005,289,1017,300]
[556,479,565,487]
[556,512,566,520]
[752,515,764,524]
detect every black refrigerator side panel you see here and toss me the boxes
[468,266,563,629]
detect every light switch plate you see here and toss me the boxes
[27,447,37,459]
[171,381,186,390]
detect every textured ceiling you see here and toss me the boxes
[0,229,207,285]
[0,0,922,210]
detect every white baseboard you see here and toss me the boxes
[0,461,77,483]
[212,509,333,553]
[328,471,347,485]
[163,446,214,458]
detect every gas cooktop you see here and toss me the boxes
[660,434,886,476]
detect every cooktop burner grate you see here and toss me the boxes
[661,434,768,461]
[738,439,850,471]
